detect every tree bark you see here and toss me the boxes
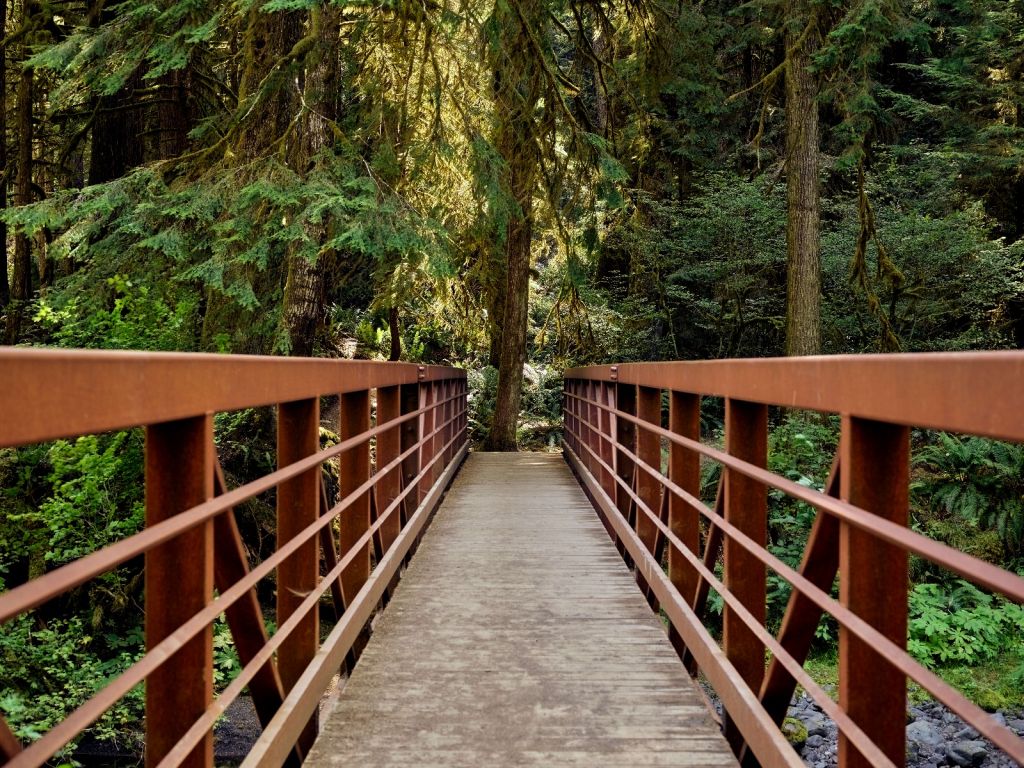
[483,0,544,451]
[5,21,35,344]
[88,70,146,184]
[237,8,303,162]
[0,0,9,309]
[784,13,822,357]
[282,6,341,357]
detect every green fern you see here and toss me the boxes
[914,433,1024,556]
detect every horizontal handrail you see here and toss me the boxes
[563,351,1024,768]
[0,348,462,447]
[566,352,1024,441]
[0,349,469,768]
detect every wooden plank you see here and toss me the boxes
[305,453,737,768]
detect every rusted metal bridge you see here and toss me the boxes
[1,350,1023,768]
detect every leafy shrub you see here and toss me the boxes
[908,580,1024,668]
[913,433,1024,558]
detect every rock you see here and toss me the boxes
[955,726,980,740]
[946,740,989,767]
[782,717,808,748]
[796,711,829,738]
[805,735,824,749]
[907,720,945,749]
[1007,718,1024,733]
[992,712,1007,728]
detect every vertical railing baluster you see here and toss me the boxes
[635,386,662,553]
[145,415,214,768]
[636,386,662,606]
[669,391,701,658]
[614,383,636,567]
[723,398,767,754]
[600,381,616,499]
[276,398,320,755]
[418,378,435,500]
[589,382,598,479]
[839,416,909,768]
[338,390,371,605]
[400,383,420,528]
[376,385,402,557]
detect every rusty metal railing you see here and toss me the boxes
[0,349,468,768]
[563,353,1024,768]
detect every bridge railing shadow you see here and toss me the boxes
[0,349,468,768]
[563,352,1024,768]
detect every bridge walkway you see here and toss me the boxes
[305,452,736,768]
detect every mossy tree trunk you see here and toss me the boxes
[282,6,342,357]
[483,0,545,451]
[784,7,822,357]
[5,4,37,344]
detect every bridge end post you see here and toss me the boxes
[839,416,909,768]
[144,415,215,768]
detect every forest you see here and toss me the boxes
[1,0,1024,756]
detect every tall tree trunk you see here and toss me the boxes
[0,0,9,310]
[5,21,35,345]
[88,69,146,184]
[237,8,303,161]
[483,0,544,451]
[784,13,822,357]
[282,6,340,357]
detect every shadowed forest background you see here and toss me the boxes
[1,0,1024,755]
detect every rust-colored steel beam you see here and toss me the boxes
[417,382,435,504]
[839,417,909,768]
[756,456,841,734]
[566,352,1024,442]
[211,464,296,761]
[399,383,420,532]
[338,390,372,610]
[563,388,1024,604]
[276,399,320,756]
[562,395,1024,763]
[668,391,701,659]
[635,386,662,555]
[723,399,768,756]
[145,415,214,768]
[0,717,22,763]
[681,482,724,674]
[0,349,464,448]
[239,440,469,768]
[613,383,636,566]
[318,478,346,621]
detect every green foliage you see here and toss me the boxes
[908,580,1024,668]
[913,433,1024,557]
[0,616,144,750]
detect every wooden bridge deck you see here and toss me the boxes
[305,452,736,768]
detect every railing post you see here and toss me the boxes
[669,391,701,655]
[376,385,402,556]
[839,416,909,768]
[723,398,767,753]
[338,390,371,606]
[276,398,319,754]
[419,380,436,497]
[635,386,662,555]
[145,415,214,768]
[400,383,421,525]
[614,383,636,566]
